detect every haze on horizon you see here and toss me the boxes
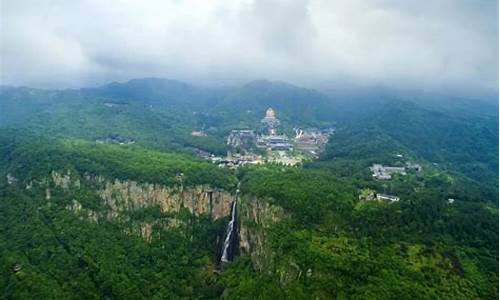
[1,0,498,93]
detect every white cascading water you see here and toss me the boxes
[220,199,237,263]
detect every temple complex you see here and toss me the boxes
[258,108,293,150]
[200,107,333,167]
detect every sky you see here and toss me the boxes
[1,0,498,92]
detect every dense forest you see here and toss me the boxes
[0,79,497,299]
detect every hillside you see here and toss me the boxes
[0,79,498,299]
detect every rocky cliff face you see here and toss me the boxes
[28,171,282,268]
[98,179,233,219]
[238,197,314,287]
[238,196,285,271]
[46,171,233,220]
[42,170,235,242]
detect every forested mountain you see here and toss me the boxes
[0,79,497,299]
[321,99,498,199]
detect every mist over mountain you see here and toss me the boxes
[1,1,498,298]
[1,75,498,298]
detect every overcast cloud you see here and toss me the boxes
[1,0,498,91]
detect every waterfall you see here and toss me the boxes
[220,198,237,263]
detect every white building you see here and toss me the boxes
[376,193,400,202]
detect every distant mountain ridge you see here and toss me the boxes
[76,78,338,129]
[1,77,497,189]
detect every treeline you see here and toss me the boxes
[0,130,237,191]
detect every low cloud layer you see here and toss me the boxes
[1,0,498,91]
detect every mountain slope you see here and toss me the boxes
[0,79,498,299]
